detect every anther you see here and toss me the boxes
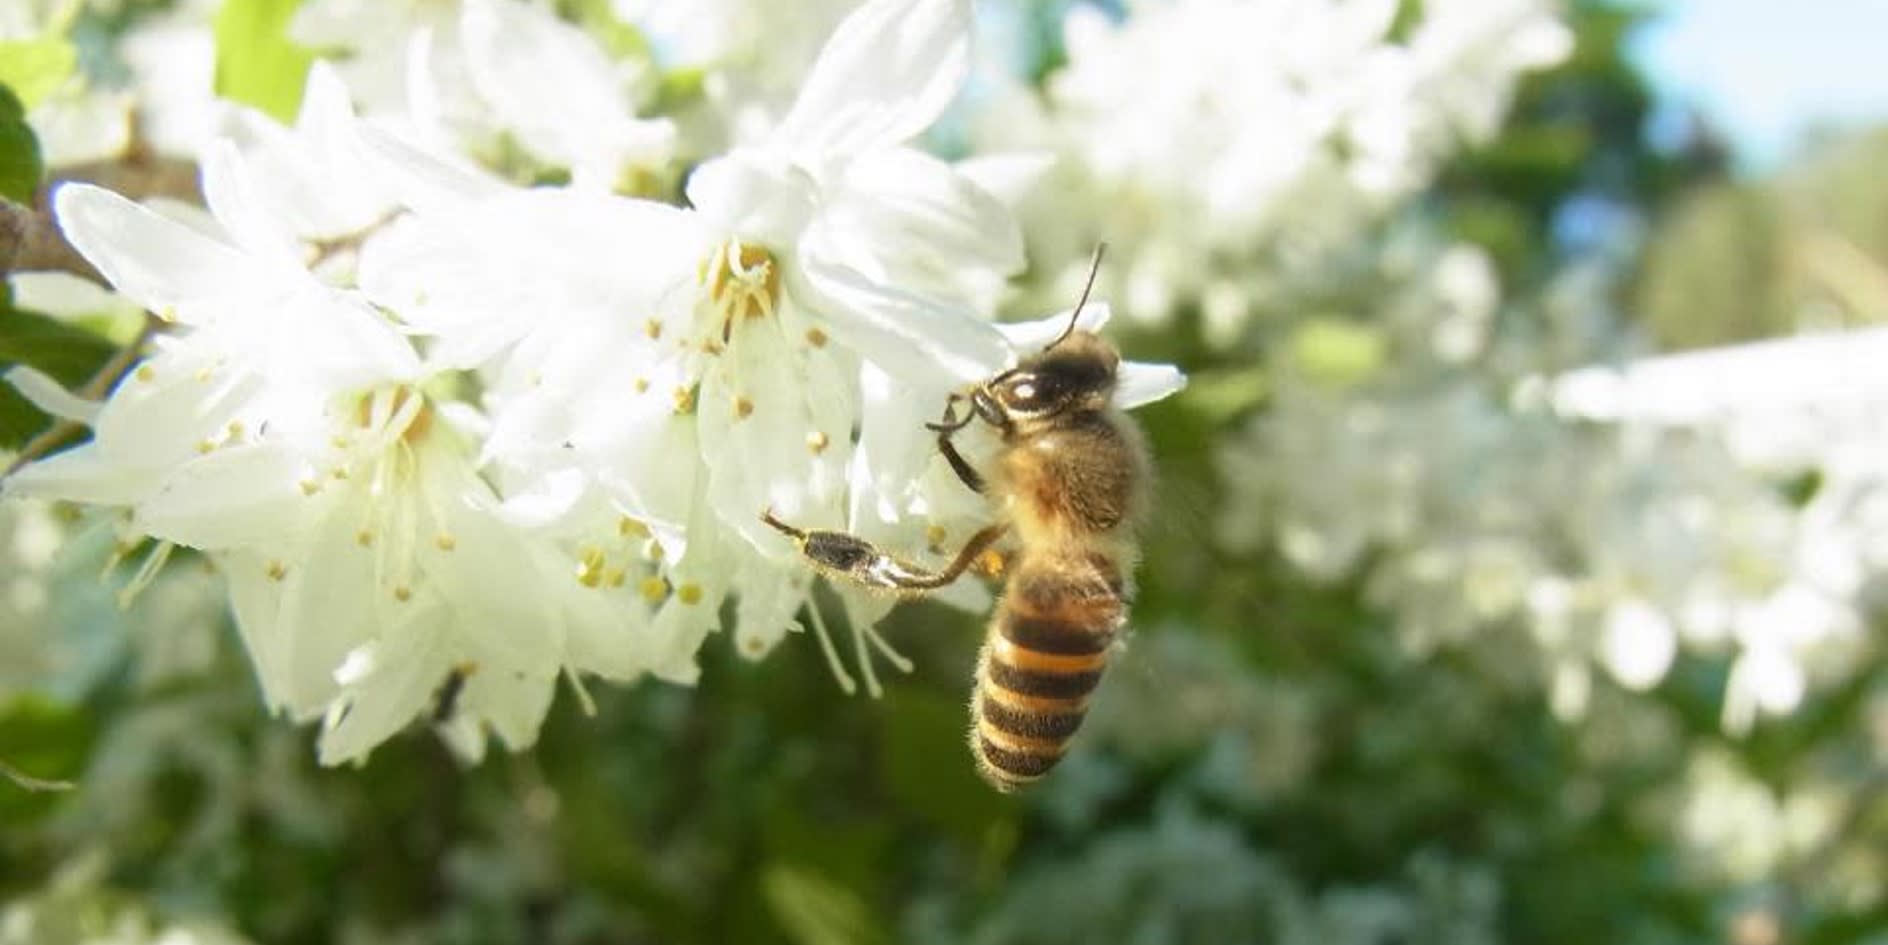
[677,583,704,605]
[639,576,668,602]
[733,396,754,420]
[806,430,830,454]
[576,547,607,588]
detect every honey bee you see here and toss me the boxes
[761,247,1146,791]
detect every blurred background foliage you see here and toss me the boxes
[7,1,1888,944]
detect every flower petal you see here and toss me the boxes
[52,182,249,314]
[134,442,311,550]
[994,301,1113,353]
[685,152,819,246]
[772,0,971,155]
[3,364,99,424]
[794,259,1010,384]
[461,0,675,185]
[809,147,1024,305]
[1115,360,1188,409]
[2,442,153,506]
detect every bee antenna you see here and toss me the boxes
[1048,242,1107,350]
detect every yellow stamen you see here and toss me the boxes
[639,576,669,602]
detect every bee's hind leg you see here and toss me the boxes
[761,510,1008,593]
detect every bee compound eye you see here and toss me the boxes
[1001,375,1046,409]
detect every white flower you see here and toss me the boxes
[459,0,676,190]
[4,91,666,765]
[294,0,676,190]
[975,0,1566,339]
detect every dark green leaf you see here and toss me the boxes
[0,84,44,204]
[0,696,93,823]
[0,304,118,449]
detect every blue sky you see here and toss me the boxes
[1630,0,1888,172]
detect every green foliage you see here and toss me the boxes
[0,304,118,450]
[1435,1,1726,283]
[213,0,315,123]
[762,863,888,945]
[0,84,45,204]
[0,697,92,829]
[0,36,78,110]
[1286,317,1389,388]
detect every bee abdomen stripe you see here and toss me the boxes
[985,660,1104,700]
[976,735,1061,779]
[979,695,1086,740]
[1000,613,1115,655]
[991,634,1109,673]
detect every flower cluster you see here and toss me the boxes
[1219,249,1877,733]
[4,0,1183,764]
[971,0,1570,342]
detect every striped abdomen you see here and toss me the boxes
[971,554,1126,792]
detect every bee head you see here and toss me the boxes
[987,331,1120,419]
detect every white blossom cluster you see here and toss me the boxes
[1220,251,1881,734]
[3,0,1184,764]
[970,0,1570,343]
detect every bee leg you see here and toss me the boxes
[926,394,987,494]
[937,434,985,494]
[762,510,1008,593]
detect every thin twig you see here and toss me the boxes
[0,756,76,793]
[0,196,99,283]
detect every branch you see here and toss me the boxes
[0,196,99,283]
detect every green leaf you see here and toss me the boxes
[1287,317,1388,388]
[1177,366,1270,426]
[0,696,93,823]
[760,862,887,945]
[0,37,78,109]
[0,85,45,203]
[0,305,118,449]
[213,0,315,122]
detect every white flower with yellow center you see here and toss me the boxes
[4,95,660,764]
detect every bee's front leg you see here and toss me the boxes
[928,393,987,494]
[761,510,1007,593]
